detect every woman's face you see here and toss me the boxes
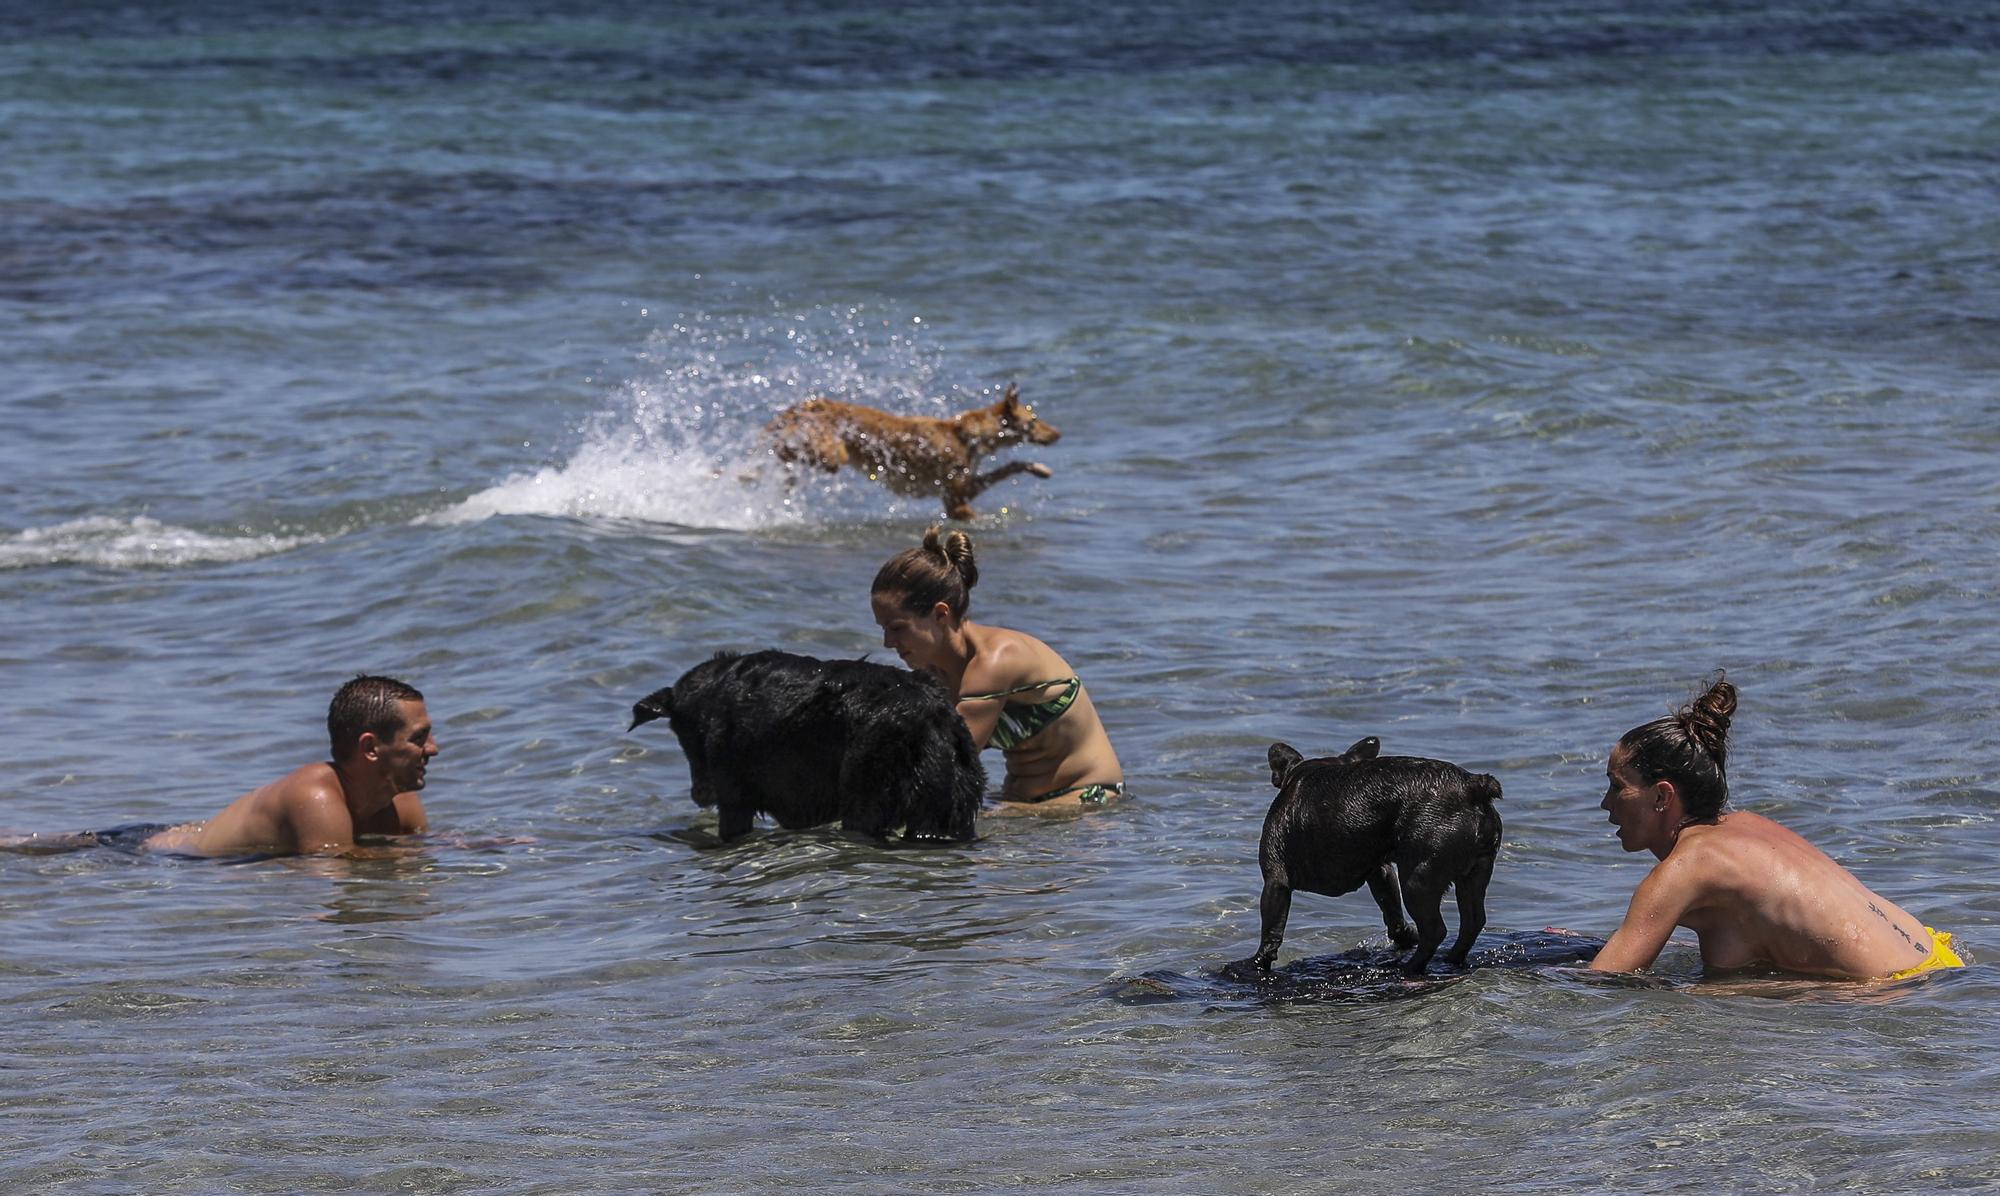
[1601,743,1669,854]
[871,591,953,672]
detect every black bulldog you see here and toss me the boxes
[1228,735,1502,979]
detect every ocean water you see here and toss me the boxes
[4,2,1999,1191]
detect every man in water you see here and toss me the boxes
[8,675,436,858]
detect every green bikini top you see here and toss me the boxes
[960,677,1080,751]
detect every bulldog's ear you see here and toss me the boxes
[1268,742,1305,788]
[1342,736,1380,762]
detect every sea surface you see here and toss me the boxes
[4,2,1999,1191]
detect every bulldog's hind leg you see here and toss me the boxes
[1446,853,1496,968]
[1366,862,1419,949]
[1397,864,1456,977]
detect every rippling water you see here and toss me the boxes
[5,3,1999,1191]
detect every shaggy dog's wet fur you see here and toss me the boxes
[630,650,984,843]
[1226,735,1503,979]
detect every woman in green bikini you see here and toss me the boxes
[871,527,1123,813]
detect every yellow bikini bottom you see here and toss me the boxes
[1886,928,1965,981]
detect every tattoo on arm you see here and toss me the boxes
[1869,901,1917,946]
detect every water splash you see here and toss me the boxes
[435,303,973,530]
[0,516,312,571]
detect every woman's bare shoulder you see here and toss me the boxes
[968,623,1068,682]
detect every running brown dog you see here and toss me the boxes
[762,383,1060,520]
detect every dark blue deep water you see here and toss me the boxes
[4,3,1998,1191]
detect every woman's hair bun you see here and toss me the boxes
[1676,672,1737,761]
[921,525,978,590]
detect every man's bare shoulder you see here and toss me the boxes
[187,762,346,857]
[270,760,339,791]
[256,762,347,810]
[200,762,339,822]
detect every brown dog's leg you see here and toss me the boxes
[947,461,1053,518]
[972,460,1053,489]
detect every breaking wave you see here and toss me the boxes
[0,516,313,570]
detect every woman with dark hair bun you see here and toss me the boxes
[870,526,1122,813]
[1589,673,1963,980]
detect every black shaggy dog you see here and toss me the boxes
[1226,735,1503,979]
[629,650,984,843]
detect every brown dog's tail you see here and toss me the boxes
[1468,773,1503,803]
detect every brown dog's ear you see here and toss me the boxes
[1268,742,1304,788]
[1002,382,1020,406]
[1342,736,1381,762]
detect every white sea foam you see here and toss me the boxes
[0,516,311,570]
[433,433,812,531]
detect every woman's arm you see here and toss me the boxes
[955,695,1001,749]
[1589,856,1699,973]
[954,634,1035,751]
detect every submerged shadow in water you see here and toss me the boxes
[1111,930,1605,1007]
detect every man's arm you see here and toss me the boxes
[285,785,359,856]
[392,792,429,834]
[1589,856,1700,973]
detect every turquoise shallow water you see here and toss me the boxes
[4,3,1999,1191]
